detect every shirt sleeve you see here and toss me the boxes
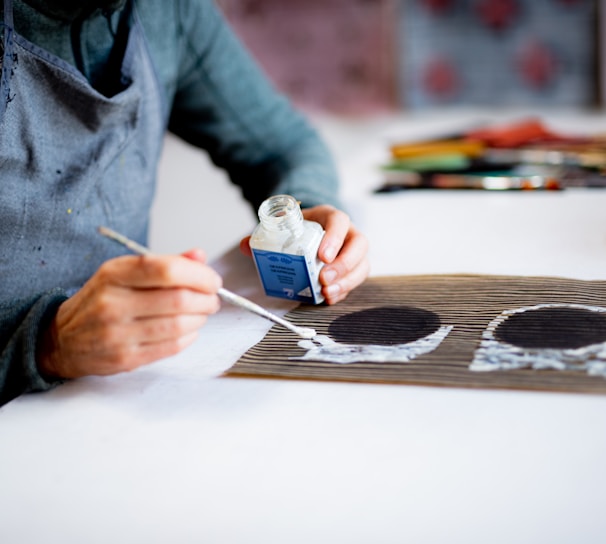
[0,291,68,407]
[167,0,342,211]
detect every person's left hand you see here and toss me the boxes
[240,205,369,305]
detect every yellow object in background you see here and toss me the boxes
[390,139,485,159]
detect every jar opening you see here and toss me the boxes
[258,195,304,232]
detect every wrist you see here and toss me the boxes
[36,317,63,379]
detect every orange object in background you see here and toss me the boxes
[388,119,590,160]
[465,118,573,148]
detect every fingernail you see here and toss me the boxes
[325,283,340,296]
[323,268,337,284]
[323,244,338,262]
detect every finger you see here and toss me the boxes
[133,313,209,344]
[93,312,208,348]
[82,330,201,376]
[121,288,221,318]
[98,254,222,293]
[139,330,199,358]
[303,206,350,264]
[323,256,371,305]
[123,330,200,371]
[239,236,253,258]
[73,286,221,332]
[320,227,369,286]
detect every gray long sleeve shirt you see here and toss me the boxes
[0,0,341,405]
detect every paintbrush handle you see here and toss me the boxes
[98,226,152,256]
[217,287,315,338]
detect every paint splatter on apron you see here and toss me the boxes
[0,0,165,304]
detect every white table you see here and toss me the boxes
[2,111,606,544]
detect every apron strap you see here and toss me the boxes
[3,0,14,28]
[1,0,15,120]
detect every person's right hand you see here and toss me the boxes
[37,249,222,379]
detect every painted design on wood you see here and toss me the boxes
[227,275,606,394]
[294,307,453,364]
[470,303,606,377]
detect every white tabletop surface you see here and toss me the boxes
[2,110,606,544]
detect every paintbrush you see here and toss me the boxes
[97,226,317,339]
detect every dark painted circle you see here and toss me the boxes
[495,306,606,349]
[327,306,441,346]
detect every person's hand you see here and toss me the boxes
[302,205,369,304]
[240,205,369,305]
[37,249,222,379]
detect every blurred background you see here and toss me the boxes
[151,0,606,259]
[218,0,602,114]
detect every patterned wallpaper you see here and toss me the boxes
[399,0,597,109]
[219,0,397,114]
[219,0,599,113]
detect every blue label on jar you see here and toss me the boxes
[252,249,319,303]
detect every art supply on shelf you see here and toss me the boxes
[377,162,563,192]
[249,194,325,304]
[390,139,485,160]
[482,148,606,170]
[426,172,562,191]
[378,118,606,192]
[97,226,317,340]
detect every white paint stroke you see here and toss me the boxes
[292,325,453,364]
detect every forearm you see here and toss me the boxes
[167,0,342,211]
[267,131,342,211]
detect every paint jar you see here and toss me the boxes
[250,194,325,304]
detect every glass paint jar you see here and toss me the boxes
[250,194,325,304]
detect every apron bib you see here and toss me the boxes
[0,0,165,304]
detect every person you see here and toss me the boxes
[0,0,369,406]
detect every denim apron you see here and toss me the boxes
[0,0,165,305]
